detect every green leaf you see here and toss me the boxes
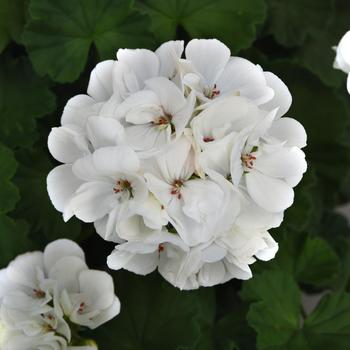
[138,0,266,53]
[0,0,27,52]
[295,0,350,88]
[0,54,56,149]
[0,144,20,214]
[0,215,31,268]
[13,147,82,242]
[242,270,350,349]
[303,292,350,348]
[295,237,341,288]
[215,303,255,350]
[265,0,333,47]
[242,271,301,350]
[255,232,341,288]
[284,170,322,233]
[0,143,30,268]
[23,0,155,83]
[90,271,214,350]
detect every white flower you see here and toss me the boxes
[157,226,278,290]
[333,31,350,93]
[116,77,195,157]
[47,38,307,289]
[181,39,291,114]
[145,136,240,246]
[0,240,119,348]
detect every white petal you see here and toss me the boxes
[49,256,87,293]
[152,136,195,183]
[236,193,284,229]
[144,173,173,206]
[217,57,273,104]
[73,146,140,181]
[61,94,101,127]
[116,90,160,121]
[255,232,279,261]
[85,296,120,330]
[44,239,85,274]
[347,74,350,94]
[126,123,170,155]
[7,252,44,289]
[246,171,294,212]
[48,126,89,164]
[198,262,226,287]
[269,117,307,148]
[158,245,202,290]
[224,260,252,280]
[94,206,124,243]
[86,116,125,149]
[145,77,186,115]
[117,49,160,88]
[254,147,307,179]
[47,164,82,213]
[78,270,115,311]
[107,247,158,275]
[201,243,227,263]
[67,182,117,222]
[261,72,292,118]
[87,60,115,101]
[156,40,184,78]
[334,31,350,73]
[185,39,230,86]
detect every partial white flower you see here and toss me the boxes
[158,226,278,290]
[333,31,350,93]
[0,240,119,349]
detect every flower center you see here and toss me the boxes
[205,84,220,99]
[153,112,175,133]
[78,302,85,314]
[113,179,133,198]
[33,289,46,298]
[241,153,256,170]
[170,179,184,199]
[203,136,215,142]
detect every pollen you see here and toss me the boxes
[170,179,184,199]
[113,179,133,198]
[78,302,85,314]
[241,154,256,169]
[33,289,46,298]
[203,136,215,142]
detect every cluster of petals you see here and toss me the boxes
[0,239,120,349]
[47,39,307,289]
[334,30,350,93]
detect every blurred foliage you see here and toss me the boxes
[1,0,350,349]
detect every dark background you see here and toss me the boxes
[1,0,350,349]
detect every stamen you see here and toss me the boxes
[33,289,46,298]
[158,244,165,253]
[203,136,215,143]
[113,179,133,198]
[211,84,220,98]
[153,112,173,130]
[170,179,183,199]
[78,302,85,314]
[241,154,257,170]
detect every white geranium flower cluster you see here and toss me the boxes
[47,39,307,290]
[334,31,350,93]
[0,239,120,349]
